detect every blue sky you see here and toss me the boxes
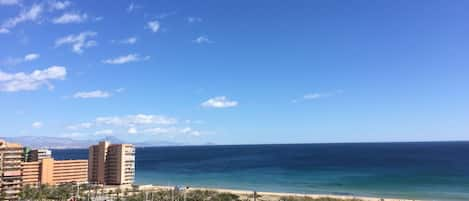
[1,0,468,144]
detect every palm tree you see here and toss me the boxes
[93,185,98,200]
[0,191,7,201]
[37,184,50,201]
[132,185,140,193]
[99,187,105,198]
[109,189,114,200]
[116,188,122,200]
[19,185,32,200]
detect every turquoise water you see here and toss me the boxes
[53,142,469,201]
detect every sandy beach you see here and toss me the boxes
[131,185,420,201]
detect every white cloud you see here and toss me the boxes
[118,37,137,45]
[127,2,137,12]
[24,53,40,61]
[2,4,42,29]
[95,129,113,135]
[187,17,202,23]
[93,16,103,21]
[2,53,40,66]
[0,0,19,6]
[115,88,125,93]
[146,20,160,32]
[52,12,87,24]
[65,114,206,137]
[303,93,323,100]
[292,90,343,103]
[128,127,137,134]
[55,31,97,54]
[0,66,66,92]
[193,36,213,44]
[32,121,43,128]
[201,96,238,108]
[0,28,9,33]
[180,127,201,136]
[184,119,205,124]
[143,127,169,135]
[73,90,111,99]
[48,0,71,10]
[96,114,177,127]
[102,54,149,64]
[1,57,23,66]
[67,114,178,131]
[67,122,92,130]
[144,127,201,136]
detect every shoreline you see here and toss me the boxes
[122,184,420,201]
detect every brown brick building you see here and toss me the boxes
[0,140,23,201]
[88,141,135,185]
[21,158,88,186]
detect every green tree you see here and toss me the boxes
[116,188,122,200]
[210,192,240,201]
[0,191,7,201]
[109,189,114,200]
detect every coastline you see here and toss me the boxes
[130,185,420,201]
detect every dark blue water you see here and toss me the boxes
[53,142,469,201]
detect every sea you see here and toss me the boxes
[53,142,469,201]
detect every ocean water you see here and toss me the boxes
[53,142,469,201]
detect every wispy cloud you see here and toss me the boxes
[146,20,160,32]
[126,2,142,13]
[201,96,238,108]
[48,0,71,11]
[143,127,202,136]
[66,114,206,137]
[292,90,344,103]
[115,37,137,45]
[1,4,42,31]
[55,31,97,54]
[150,12,177,20]
[115,88,125,93]
[0,66,66,92]
[0,28,9,34]
[187,17,202,23]
[95,129,113,135]
[52,12,87,24]
[67,122,92,130]
[102,54,149,64]
[24,53,40,61]
[67,114,177,129]
[0,0,19,6]
[128,127,137,134]
[180,127,201,136]
[193,36,213,44]
[2,53,40,66]
[32,121,43,129]
[96,114,177,126]
[93,16,103,22]
[73,90,111,99]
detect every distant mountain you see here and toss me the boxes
[133,140,183,147]
[0,136,185,149]
[100,136,125,144]
[0,136,94,149]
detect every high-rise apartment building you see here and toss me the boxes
[88,141,135,185]
[28,149,52,162]
[21,158,88,186]
[0,140,23,201]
